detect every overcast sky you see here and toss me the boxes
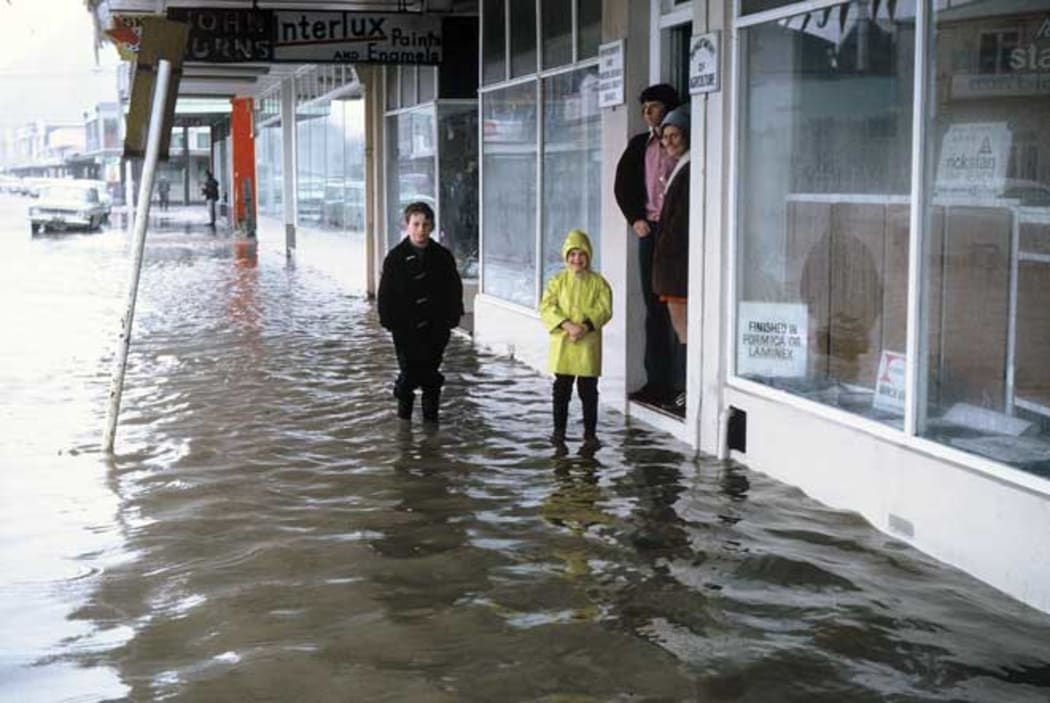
[0,0,120,127]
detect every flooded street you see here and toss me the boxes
[2,193,1050,702]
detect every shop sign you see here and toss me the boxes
[106,15,145,61]
[934,122,1011,198]
[273,11,442,64]
[597,40,625,108]
[688,32,720,95]
[166,8,444,64]
[737,302,807,378]
[873,350,906,415]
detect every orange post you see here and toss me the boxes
[230,97,257,234]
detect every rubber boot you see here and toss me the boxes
[551,390,570,444]
[581,388,600,451]
[397,392,414,421]
[422,389,440,423]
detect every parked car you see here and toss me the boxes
[28,182,108,234]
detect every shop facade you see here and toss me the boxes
[463,0,1050,613]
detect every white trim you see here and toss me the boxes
[904,0,930,437]
[784,193,911,204]
[735,0,847,28]
[1019,252,1050,264]
[659,7,693,29]
[1006,209,1020,414]
[533,78,544,307]
[650,0,662,85]
[475,291,541,318]
[725,23,743,380]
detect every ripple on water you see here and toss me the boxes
[1,219,1049,701]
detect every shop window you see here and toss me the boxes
[510,0,538,77]
[482,82,538,306]
[921,1,1050,473]
[482,0,507,84]
[734,0,915,428]
[541,66,602,287]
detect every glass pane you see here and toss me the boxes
[541,0,572,68]
[661,23,692,103]
[482,0,507,85]
[261,122,283,217]
[577,0,602,60]
[322,100,345,231]
[482,81,538,306]
[541,67,602,287]
[419,66,437,103]
[741,0,799,14]
[385,66,399,110]
[921,1,1050,473]
[343,99,366,233]
[437,103,480,278]
[735,0,916,428]
[510,0,537,77]
[401,65,417,107]
[386,108,437,250]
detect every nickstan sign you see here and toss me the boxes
[166,8,444,64]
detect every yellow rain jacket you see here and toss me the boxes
[539,230,613,377]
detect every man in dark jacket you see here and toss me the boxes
[613,83,681,406]
[378,201,464,423]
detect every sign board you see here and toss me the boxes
[597,40,625,108]
[873,350,906,415]
[167,8,444,64]
[124,17,190,160]
[106,15,145,61]
[688,32,720,95]
[737,302,808,377]
[934,122,1011,199]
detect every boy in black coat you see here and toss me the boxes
[378,201,464,422]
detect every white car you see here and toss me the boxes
[29,182,108,234]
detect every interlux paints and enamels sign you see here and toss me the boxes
[167,8,443,64]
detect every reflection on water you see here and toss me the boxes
[1,207,1050,701]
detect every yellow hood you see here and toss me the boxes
[561,229,593,263]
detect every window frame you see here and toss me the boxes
[477,0,601,309]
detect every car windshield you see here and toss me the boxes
[43,185,98,203]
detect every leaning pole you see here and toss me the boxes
[103,59,172,453]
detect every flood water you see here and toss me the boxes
[2,194,1050,702]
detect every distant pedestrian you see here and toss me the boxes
[540,229,613,453]
[201,170,219,227]
[157,176,171,211]
[378,201,464,424]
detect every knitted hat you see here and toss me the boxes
[660,107,690,138]
[638,83,680,110]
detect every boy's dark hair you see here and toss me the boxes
[403,201,435,223]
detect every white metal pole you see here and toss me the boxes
[104,59,172,453]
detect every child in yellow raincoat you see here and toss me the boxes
[540,229,613,450]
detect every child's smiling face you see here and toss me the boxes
[567,248,589,274]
